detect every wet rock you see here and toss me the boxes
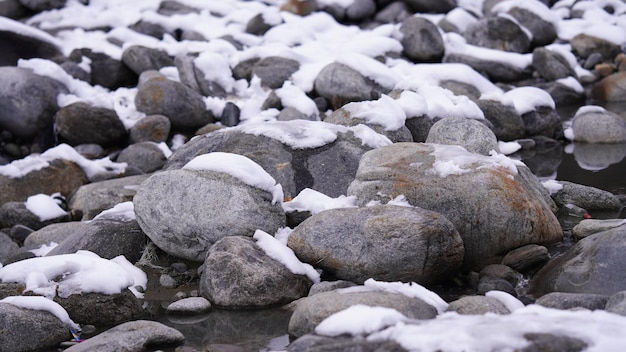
[425,116,499,155]
[166,297,211,314]
[117,142,167,174]
[592,72,626,102]
[477,99,525,141]
[54,102,128,148]
[64,320,184,352]
[55,289,144,326]
[571,107,626,143]
[347,143,562,270]
[135,71,213,131]
[121,45,174,75]
[572,219,626,240]
[220,102,240,127]
[288,205,464,285]
[501,244,549,273]
[403,0,456,13]
[463,17,530,53]
[288,334,406,352]
[308,280,357,296]
[69,48,138,89]
[552,181,622,211]
[0,201,69,231]
[400,16,444,63]
[128,115,171,144]
[606,291,626,316]
[133,169,285,261]
[200,236,312,308]
[535,292,608,311]
[314,62,382,109]
[477,276,516,296]
[288,289,438,338]
[529,226,626,296]
[532,47,576,81]
[479,264,521,287]
[0,67,66,140]
[447,295,511,315]
[0,302,71,352]
[252,56,300,89]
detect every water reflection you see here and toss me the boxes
[569,142,626,171]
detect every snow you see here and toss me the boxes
[253,229,320,283]
[1,296,80,331]
[575,105,606,117]
[0,144,126,181]
[0,250,146,299]
[315,305,408,337]
[443,8,478,32]
[501,86,556,115]
[0,16,63,49]
[429,144,525,178]
[387,195,412,207]
[91,201,136,222]
[542,179,564,195]
[274,227,293,246]
[282,188,357,215]
[584,24,626,45]
[498,141,522,155]
[194,51,236,93]
[556,76,584,93]
[29,242,58,257]
[490,0,559,24]
[182,152,284,205]
[275,82,319,118]
[342,95,407,131]
[444,32,533,70]
[485,290,525,312]
[25,194,67,221]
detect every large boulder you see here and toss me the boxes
[200,236,312,308]
[529,226,626,296]
[133,169,285,261]
[347,143,562,270]
[288,205,464,285]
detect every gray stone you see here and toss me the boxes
[529,226,626,296]
[0,0,30,21]
[0,201,69,231]
[570,33,621,61]
[166,297,211,314]
[246,13,273,36]
[200,236,312,308]
[8,225,33,246]
[520,333,587,352]
[606,291,626,316]
[175,52,230,97]
[159,274,177,288]
[54,102,128,147]
[345,0,376,21]
[480,264,521,286]
[220,102,240,127]
[0,67,67,139]
[501,244,549,273]
[347,143,562,271]
[252,56,300,89]
[134,169,285,261]
[444,53,531,82]
[55,289,144,326]
[0,232,19,265]
[552,181,622,211]
[288,205,464,285]
[507,6,557,47]
[403,0,456,13]
[571,108,626,143]
[129,115,171,144]
[117,142,167,173]
[308,280,357,296]
[288,335,406,352]
[23,222,86,250]
[404,115,434,142]
[314,62,382,109]
[0,21,62,65]
[0,302,70,352]
[477,276,516,296]
[60,61,91,82]
[46,219,147,263]
[277,107,312,122]
[592,72,626,102]
[572,219,626,240]
[521,106,562,139]
[400,16,444,62]
[535,292,609,311]
[477,99,525,141]
[121,45,174,75]
[374,1,410,24]
[68,48,138,90]
[463,17,530,53]
[447,295,511,315]
[426,117,499,155]
[18,0,65,11]
[325,107,413,143]
[68,174,150,220]
[288,289,438,338]
[64,320,184,352]
[538,80,586,106]
[135,71,213,131]
[532,47,576,81]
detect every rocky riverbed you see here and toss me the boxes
[1,0,626,351]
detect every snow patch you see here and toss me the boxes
[25,194,67,221]
[1,296,80,331]
[282,188,357,215]
[430,144,524,178]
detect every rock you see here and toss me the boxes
[55,289,144,326]
[477,99,525,141]
[7,225,33,247]
[68,48,138,89]
[606,291,626,316]
[571,107,626,143]
[308,280,357,296]
[314,62,382,109]
[403,0,456,13]
[166,297,211,314]
[444,53,531,82]
[446,295,511,315]
[532,47,576,81]
[347,143,562,270]
[0,232,19,265]
[572,219,626,240]
[121,45,174,75]
[425,116,499,155]
[68,174,150,220]
[0,19,62,65]
[501,244,549,273]
[18,0,65,11]
[133,169,285,261]
[591,71,626,101]
[23,222,85,250]
[325,106,413,143]
[129,115,171,144]
[0,302,71,352]
[521,106,562,139]
[46,219,147,263]
[135,71,213,131]
[404,115,434,142]
[175,52,230,97]
[220,102,240,127]
[535,292,608,311]
[288,335,406,352]
[159,274,177,288]
[288,205,464,285]
[232,57,259,81]
[570,33,621,61]
[54,102,128,147]
[529,226,626,296]
[200,236,312,308]
[463,17,530,53]
[288,289,438,338]
[277,107,311,122]
[252,56,300,89]
[0,159,88,205]
[552,181,622,211]
[480,264,521,287]
[505,5,557,47]
[521,333,587,352]
[477,276,517,296]
[0,67,67,140]
[163,121,387,200]
[0,200,69,231]
[0,0,30,20]
[246,13,273,36]
[345,0,376,21]
[400,16,444,63]
[117,142,167,173]
[64,320,184,352]
[538,80,586,105]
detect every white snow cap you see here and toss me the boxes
[1,296,80,331]
[25,194,67,221]
[282,188,357,215]
[316,305,408,337]
[91,201,136,222]
[183,152,284,205]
